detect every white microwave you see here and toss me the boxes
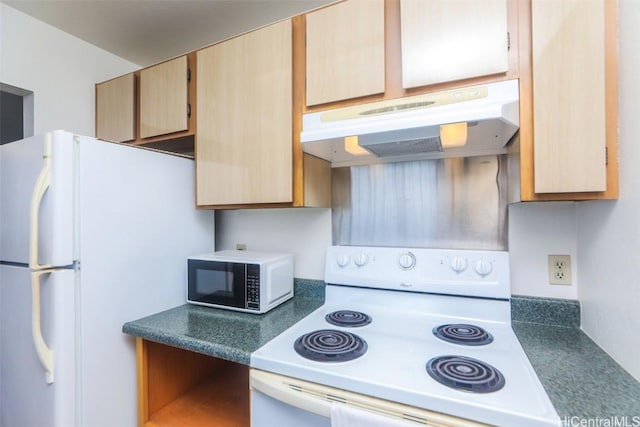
[187,250,294,314]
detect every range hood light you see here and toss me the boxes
[440,122,468,148]
[344,136,369,156]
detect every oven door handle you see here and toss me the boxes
[250,369,332,418]
[249,369,487,427]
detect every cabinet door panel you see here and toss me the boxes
[96,74,135,142]
[400,0,509,89]
[532,0,606,193]
[197,20,292,206]
[140,56,188,139]
[306,0,385,106]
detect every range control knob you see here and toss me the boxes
[398,252,416,270]
[336,254,351,268]
[474,259,493,277]
[450,257,469,274]
[353,253,369,267]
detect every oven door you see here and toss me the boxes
[249,369,487,427]
[187,259,247,309]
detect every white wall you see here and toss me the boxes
[0,4,139,137]
[509,202,578,299]
[215,209,332,280]
[575,0,640,382]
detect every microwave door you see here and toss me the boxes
[188,260,246,309]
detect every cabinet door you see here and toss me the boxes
[305,0,385,106]
[531,0,606,193]
[139,56,189,139]
[400,0,509,89]
[197,20,292,206]
[95,73,135,142]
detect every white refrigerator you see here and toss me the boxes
[0,130,215,427]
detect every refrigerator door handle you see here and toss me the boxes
[28,134,55,384]
[32,270,55,384]
[29,134,52,271]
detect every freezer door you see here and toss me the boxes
[0,265,76,427]
[0,131,74,266]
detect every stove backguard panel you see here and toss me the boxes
[331,155,508,250]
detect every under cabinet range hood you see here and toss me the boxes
[301,79,520,167]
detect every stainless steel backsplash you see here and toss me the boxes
[332,155,508,250]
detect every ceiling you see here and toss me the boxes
[2,0,334,67]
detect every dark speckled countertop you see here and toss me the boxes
[123,282,640,422]
[122,279,324,365]
[511,295,640,422]
[513,321,640,420]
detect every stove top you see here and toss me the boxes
[251,246,559,426]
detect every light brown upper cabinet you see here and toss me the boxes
[303,0,515,109]
[305,0,385,106]
[518,0,617,200]
[196,19,331,208]
[196,19,330,208]
[139,56,189,139]
[95,73,135,143]
[399,0,509,89]
[95,54,195,156]
[197,20,292,207]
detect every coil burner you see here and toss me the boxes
[433,324,494,346]
[426,355,505,393]
[294,329,367,362]
[325,310,372,328]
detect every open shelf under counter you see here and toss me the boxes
[138,338,250,427]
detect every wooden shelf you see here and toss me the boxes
[145,364,249,427]
[138,339,250,427]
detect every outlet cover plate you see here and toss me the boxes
[548,254,572,285]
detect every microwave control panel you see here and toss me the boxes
[247,264,260,310]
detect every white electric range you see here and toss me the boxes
[250,246,560,427]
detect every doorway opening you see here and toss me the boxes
[1,83,34,144]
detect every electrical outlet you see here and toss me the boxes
[548,255,572,285]
[236,243,247,251]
